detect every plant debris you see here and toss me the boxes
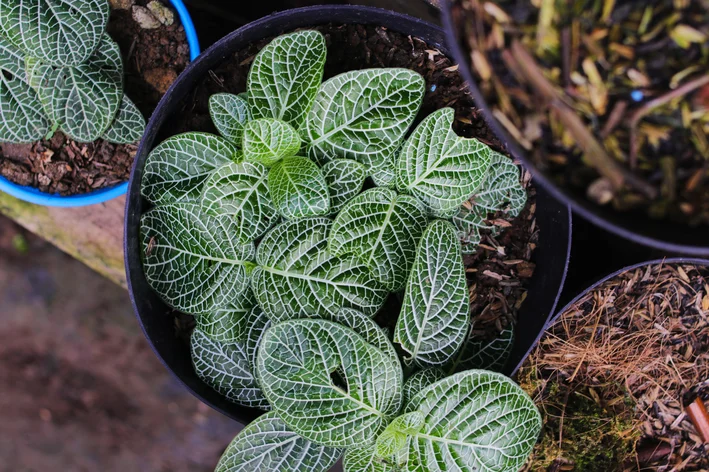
[518,262,709,471]
[452,0,709,226]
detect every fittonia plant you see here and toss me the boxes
[140,30,539,472]
[0,0,145,144]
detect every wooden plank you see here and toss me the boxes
[0,193,127,288]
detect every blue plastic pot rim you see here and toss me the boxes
[0,0,200,208]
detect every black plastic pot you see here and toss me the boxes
[124,5,572,425]
[440,1,709,257]
[512,257,709,375]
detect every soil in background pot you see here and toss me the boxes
[0,0,190,196]
[451,0,709,228]
[161,23,539,370]
[518,262,709,471]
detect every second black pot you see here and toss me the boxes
[124,5,572,425]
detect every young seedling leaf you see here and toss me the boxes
[402,368,446,405]
[215,412,341,472]
[243,118,301,166]
[140,202,255,315]
[394,220,469,368]
[0,70,49,142]
[142,132,240,205]
[0,0,109,67]
[343,444,398,472]
[329,188,428,291]
[251,217,387,322]
[322,158,366,214]
[304,68,425,173]
[195,289,256,343]
[191,327,268,409]
[396,108,492,216]
[256,319,403,447]
[404,370,542,472]
[451,204,494,255]
[472,150,527,217]
[209,93,250,145]
[50,34,123,142]
[447,326,514,374]
[375,411,425,458]
[101,94,145,144]
[248,30,326,128]
[268,155,330,219]
[201,160,277,242]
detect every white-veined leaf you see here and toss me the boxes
[191,327,268,409]
[0,0,109,67]
[322,158,366,214]
[402,368,446,405]
[209,93,250,145]
[375,411,425,458]
[344,444,399,472]
[396,108,491,216]
[394,220,469,368]
[0,70,49,142]
[195,289,256,343]
[324,308,399,366]
[50,34,123,142]
[251,217,388,323]
[243,118,301,166]
[329,188,428,291]
[0,34,26,78]
[247,30,325,128]
[404,370,541,472]
[256,319,403,447]
[201,160,277,242]
[268,155,330,219]
[140,202,255,315]
[101,94,145,144]
[142,132,240,205]
[245,306,270,371]
[215,412,341,472]
[303,68,425,173]
[371,158,396,188]
[447,326,514,374]
[451,204,494,255]
[472,150,527,217]
[25,55,56,121]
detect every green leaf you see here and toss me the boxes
[324,308,399,366]
[190,327,268,409]
[101,95,145,144]
[248,30,326,128]
[142,132,239,205]
[0,34,26,78]
[244,306,270,371]
[0,0,109,67]
[0,70,49,142]
[201,160,277,242]
[451,204,493,255]
[303,68,425,173]
[344,445,398,472]
[140,202,255,315]
[268,155,330,219]
[25,55,56,121]
[402,368,446,405]
[394,220,469,368]
[448,326,514,374]
[473,150,527,218]
[195,290,256,343]
[396,108,492,216]
[330,188,428,292]
[243,118,301,166]
[251,217,388,323]
[216,412,341,472]
[375,412,425,457]
[209,93,250,145]
[50,35,123,142]
[371,159,396,188]
[322,158,366,214]
[256,319,403,447]
[404,370,542,472]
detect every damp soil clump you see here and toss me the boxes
[518,262,709,471]
[0,0,190,196]
[451,0,709,227]
[164,23,538,359]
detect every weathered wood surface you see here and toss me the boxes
[0,194,127,288]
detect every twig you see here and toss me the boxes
[686,397,709,443]
[628,74,709,168]
[509,40,658,199]
[601,100,627,138]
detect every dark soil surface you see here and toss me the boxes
[0,0,190,196]
[0,216,239,471]
[163,24,538,366]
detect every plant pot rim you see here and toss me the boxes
[512,257,709,375]
[440,0,709,257]
[125,4,572,425]
[0,0,201,208]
